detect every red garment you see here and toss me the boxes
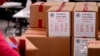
[0,0,6,5]
[0,32,20,56]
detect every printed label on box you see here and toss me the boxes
[74,38,95,56]
[48,12,70,37]
[74,12,96,37]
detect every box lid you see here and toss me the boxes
[73,6,98,12]
[76,2,97,6]
[48,5,74,12]
[88,41,100,49]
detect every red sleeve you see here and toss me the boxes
[0,32,20,56]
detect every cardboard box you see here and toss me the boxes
[72,37,95,56]
[76,2,97,6]
[27,37,70,56]
[22,28,47,37]
[47,5,74,37]
[6,37,38,56]
[30,2,48,28]
[73,6,98,38]
[98,3,100,29]
[30,2,75,28]
[88,41,100,56]
[30,2,63,28]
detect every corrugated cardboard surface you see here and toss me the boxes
[44,2,76,6]
[24,28,46,35]
[6,37,38,56]
[73,6,98,12]
[76,2,97,6]
[27,37,70,56]
[88,41,100,56]
[30,2,51,28]
[22,28,47,37]
[72,6,98,38]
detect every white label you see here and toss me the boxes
[48,12,70,37]
[74,38,95,56]
[74,12,96,37]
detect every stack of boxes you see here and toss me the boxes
[21,1,100,56]
[72,3,98,56]
[26,2,75,56]
[47,5,74,56]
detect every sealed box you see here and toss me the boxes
[30,2,65,28]
[6,37,38,56]
[22,28,47,37]
[72,37,95,56]
[27,37,70,56]
[30,2,75,28]
[88,41,100,56]
[76,2,97,6]
[73,6,98,38]
[47,5,74,37]
[30,2,50,28]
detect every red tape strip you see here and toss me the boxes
[9,37,18,45]
[18,39,26,56]
[56,2,66,12]
[38,19,42,28]
[83,6,88,12]
[39,2,45,12]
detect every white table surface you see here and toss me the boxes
[13,8,30,18]
[0,2,22,8]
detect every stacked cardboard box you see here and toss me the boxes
[88,41,100,56]
[6,37,38,56]
[47,5,74,56]
[72,5,98,56]
[27,37,70,56]
[47,5,74,37]
[27,2,75,56]
[30,2,75,28]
